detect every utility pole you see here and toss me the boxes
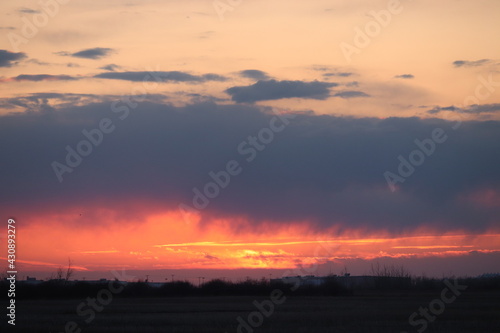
[171,274,174,282]
[145,275,149,282]
[197,276,204,286]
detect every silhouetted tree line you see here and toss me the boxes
[1,275,499,300]
[411,275,500,291]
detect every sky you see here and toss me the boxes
[1,0,500,282]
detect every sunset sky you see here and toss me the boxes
[1,0,500,283]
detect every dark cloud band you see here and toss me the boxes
[1,102,499,233]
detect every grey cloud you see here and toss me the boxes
[333,90,370,98]
[18,7,40,14]
[1,101,500,234]
[323,72,353,77]
[226,80,338,103]
[427,104,500,115]
[344,81,359,87]
[311,65,332,72]
[11,74,79,82]
[204,254,220,261]
[453,59,491,68]
[238,70,271,80]
[57,47,114,59]
[186,93,227,103]
[395,74,414,79]
[201,73,227,81]
[0,93,100,113]
[0,92,168,113]
[94,71,227,83]
[467,103,500,114]
[99,64,122,71]
[427,105,460,114]
[0,49,27,67]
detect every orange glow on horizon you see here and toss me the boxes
[10,208,500,274]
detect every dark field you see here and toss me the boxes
[9,291,500,333]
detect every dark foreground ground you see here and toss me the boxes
[5,290,500,333]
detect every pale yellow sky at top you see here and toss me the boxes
[0,0,499,118]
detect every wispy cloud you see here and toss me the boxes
[156,240,341,247]
[5,74,80,82]
[18,7,41,14]
[333,90,370,98]
[323,72,354,78]
[0,92,168,112]
[99,64,122,71]
[77,250,120,254]
[394,74,414,79]
[427,104,500,115]
[453,59,491,68]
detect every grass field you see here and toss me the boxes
[9,290,500,333]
